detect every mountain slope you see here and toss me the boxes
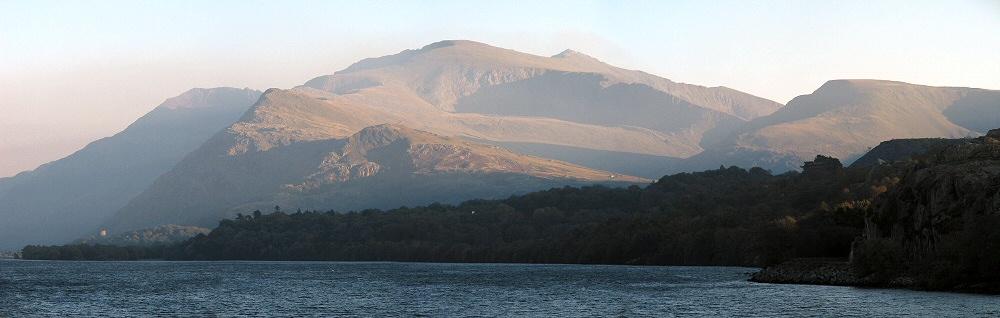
[685,80,1000,172]
[108,124,643,231]
[0,87,261,249]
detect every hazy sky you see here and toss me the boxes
[1,0,998,177]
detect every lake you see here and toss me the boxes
[1,260,997,317]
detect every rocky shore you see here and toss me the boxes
[750,258,873,287]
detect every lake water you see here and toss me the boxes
[1,260,997,317]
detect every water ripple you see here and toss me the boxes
[1,261,997,317]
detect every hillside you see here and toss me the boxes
[0,88,261,249]
[686,80,1000,172]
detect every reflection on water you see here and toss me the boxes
[1,260,997,317]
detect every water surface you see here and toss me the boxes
[1,260,997,317]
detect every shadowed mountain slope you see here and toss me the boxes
[108,123,644,231]
[0,88,261,249]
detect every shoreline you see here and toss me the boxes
[750,258,1000,295]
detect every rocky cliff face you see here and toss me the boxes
[865,130,1000,249]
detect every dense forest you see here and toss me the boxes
[168,160,870,266]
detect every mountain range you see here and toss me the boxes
[1,40,997,248]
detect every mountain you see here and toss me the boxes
[0,87,261,249]
[685,80,1000,172]
[108,124,644,231]
[300,40,782,176]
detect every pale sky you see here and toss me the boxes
[1,0,998,177]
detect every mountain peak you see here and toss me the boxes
[420,39,489,51]
[815,79,913,94]
[551,49,597,60]
[157,87,261,110]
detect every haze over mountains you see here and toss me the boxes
[0,88,261,247]
[1,40,998,248]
